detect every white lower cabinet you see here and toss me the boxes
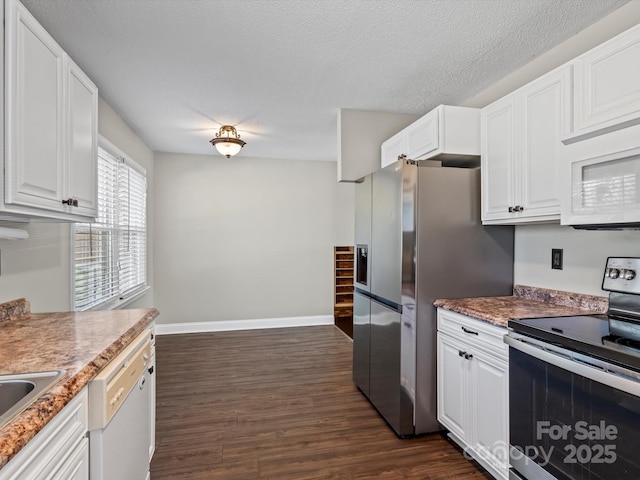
[471,349,509,474]
[437,309,508,480]
[437,333,469,441]
[52,437,89,480]
[0,388,89,480]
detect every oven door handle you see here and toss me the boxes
[505,335,640,397]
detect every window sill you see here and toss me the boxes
[83,285,151,312]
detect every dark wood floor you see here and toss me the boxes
[151,326,491,479]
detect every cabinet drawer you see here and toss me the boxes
[437,309,507,359]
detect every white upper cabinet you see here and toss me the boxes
[566,23,640,144]
[404,108,439,160]
[481,65,571,224]
[381,130,405,169]
[66,56,98,218]
[5,0,65,212]
[381,105,480,169]
[3,0,98,221]
[520,66,572,217]
[480,94,517,221]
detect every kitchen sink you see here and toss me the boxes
[0,371,65,429]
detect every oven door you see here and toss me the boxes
[506,335,640,480]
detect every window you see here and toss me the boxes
[73,139,147,310]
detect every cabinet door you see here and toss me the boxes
[470,349,509,476]
[405,109,438,160]
[572,24,640,140]
[5,0,65,212]
[481,94,518,222]
[519,65,571,220]
[437,333,469,442]
[51,438,89,480]
[66,56,98,218]
[381,131,404,168]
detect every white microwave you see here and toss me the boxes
[561,146,640,228]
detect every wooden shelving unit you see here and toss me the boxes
[334,246,354,337]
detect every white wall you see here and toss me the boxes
[0,222,72,312]
[515,225,640,296]
[0,97,154,312]
[461,1,640,297]
[338,109,418,182]
[153,152,354,324]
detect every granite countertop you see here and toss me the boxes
[434,285,608,328]
[0,298,159,469]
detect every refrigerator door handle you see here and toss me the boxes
[370,295,403,314]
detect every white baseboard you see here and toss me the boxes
[155,315,335,335]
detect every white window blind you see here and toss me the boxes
[73,144,147,311]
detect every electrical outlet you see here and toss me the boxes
[552,248,563,270]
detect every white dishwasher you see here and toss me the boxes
[88,329,154,480]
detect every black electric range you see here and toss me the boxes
[509,313,640,373]
[506,257,640,480]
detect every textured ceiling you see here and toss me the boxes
[22,0,628,161]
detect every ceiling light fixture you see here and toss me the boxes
[209,125,246,158]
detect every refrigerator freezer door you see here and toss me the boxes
[352,291,371,397]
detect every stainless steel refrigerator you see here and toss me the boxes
[353,158,514,437]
